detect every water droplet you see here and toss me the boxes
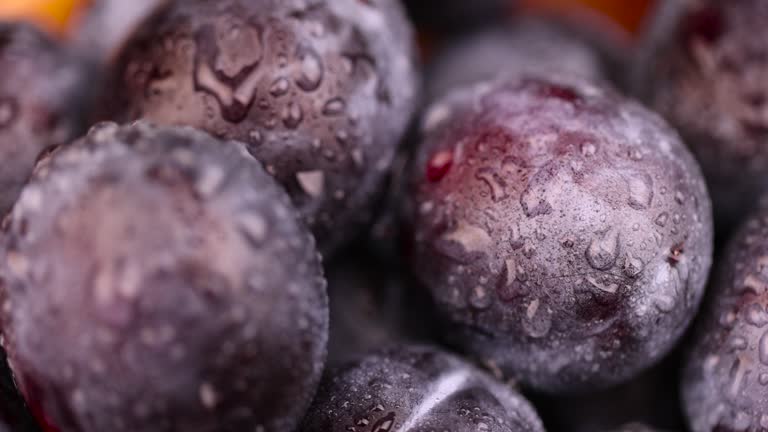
[759,331,768,365]
[655,212,669,227]
[586,276,619,293]
[282,102,303,129]
[627,174,654,210]
[0,97,18,129]
[248,130,263,146]
[629,148,643,161]
[322,98,346,116]
[440,221,492,255]
[673,214,681,224]
[475,168,507,202]
[370,412,395,432]
[426,150,453,182]
[581,142,597,157]
[759,373,768,386]
[623,254,645,278]
[523,298,552,338]
[468,286,492,310]
[729,336,748,351]
[238,213,268,245]
[675,190,685,204]
[746,303,768,327]
[586,228,620,270]
[522,238,535,258]
[295,47,324,91]
[269,78,290,97]
[296,170,325,197]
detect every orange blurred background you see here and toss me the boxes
[0,0,654,37]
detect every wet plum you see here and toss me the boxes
[634,0,768,231]
[403,73,714,393]
[0,23,94,217]
[301,344,545,432]
[97,0,419,255]
[681,203,768,432]
[0,123,328,432]
[425,17,617,102]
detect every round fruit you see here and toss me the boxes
[634,0,768,231]
[0,123,328,432]
[301,344,545,432]
[0,22,93,217]
[97,0,419,255]
[403,73,714,393]
[681,202,768,432]
[425,17,610,102]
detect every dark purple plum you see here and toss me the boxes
[425,16,623,102]
[97,0,419,255]
[0,23,94,217]
[403,0,513,35]
[0,123,328,432]
[681,202,768,432]
[634,0,768,231]
[402,73,714,393]
[301,344,545,432]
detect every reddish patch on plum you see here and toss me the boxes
[426,150,454,182]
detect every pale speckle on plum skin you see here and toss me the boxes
[403,72,714,393]
[0,123,328,432]
[97,0,419,256]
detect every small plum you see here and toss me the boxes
[0,123,328,432]
[403,73,714,393]
[301,344,545,432]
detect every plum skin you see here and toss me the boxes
[681,203,768,432]
[0,23,94,217]
[97,0,419,255]
[301,344,545,432]
[0,123,328,432]
[634,0,768,231]
[403,73,714,393]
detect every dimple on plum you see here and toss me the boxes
[403,73,714,393]
[0,123,328,432]
[96,0,419,255]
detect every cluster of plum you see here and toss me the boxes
[0,0,767,431]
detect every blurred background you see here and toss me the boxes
[0,0,655,39]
